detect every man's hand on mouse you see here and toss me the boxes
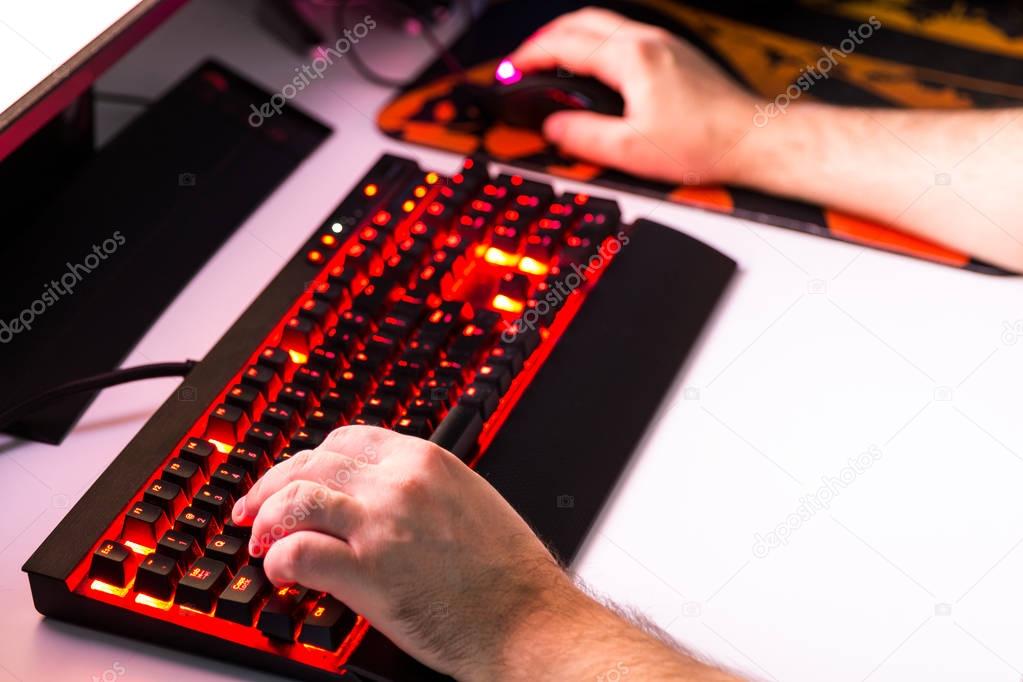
[506,7,755,185]
[231,425,744,682]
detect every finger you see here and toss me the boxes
[249,480,364,556]
[262,530,359,595]
[543,110,642,169]
[233,426,390,523]
[506,26,629,91]
[537,7,631,40]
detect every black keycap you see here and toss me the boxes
[475,362,511,395]
[430,404,483,461]
[156,530,200,568]
[89,539,136,587]
[407,397,444,422]
[336,368,373,395]
[143,480,184,517]
[277,384,314,411]
[257,346,290,376]
[222,517,252,541]
[135,553,180,601]
[294,365,329,391]
[206,403,248,443]
[244,422,283,453]
[205,534,246,571]
[177,558,230,613]
[227,444,268,477]
[308,346,344,375]
[392,357,427,382]
[312,282,347,308]
[261,402,298,433]
[299,596,358,651]
[363,333,400,365]
[498,272,531,301]
[319,388,360,419]
[338,309,374,339]
[122,500,169,547]
[488,344,523,375]
[393,415,432,438]
[298,298,332,326]
[362,395,398,421]
[377,375,414,403]
[226,383,263,418]
[460,382,499,420]
[323,326,358,354]
[194,484,234,520]
[242,364,277,397]
[281,316,317,354]
[257,585,311,641]
[305,407,342,432]
[174,506,215,543]
[211,463,250,497]
[215,565,269,625]
[179,438,215,473]
[290,427,326,451]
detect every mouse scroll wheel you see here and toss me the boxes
[546,89,588,110]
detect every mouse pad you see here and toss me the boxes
[378,0,1023,275]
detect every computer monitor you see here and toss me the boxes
[0,0,185,161]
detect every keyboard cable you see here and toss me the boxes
[0,360,200,433]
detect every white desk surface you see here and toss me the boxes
[2,2,1022,681]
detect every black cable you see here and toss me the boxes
[0,360,200,432]
[338,0,466,89]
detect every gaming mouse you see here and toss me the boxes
[483,60,625,130]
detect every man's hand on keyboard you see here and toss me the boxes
[233,426,742,682]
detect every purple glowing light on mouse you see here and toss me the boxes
[495,59,522,85]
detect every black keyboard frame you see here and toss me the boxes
[24,153,736,681]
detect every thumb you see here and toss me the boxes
[543,110,636,167]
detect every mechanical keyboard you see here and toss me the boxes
[24,153,736,681]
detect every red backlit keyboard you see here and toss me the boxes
[25,153,735,681]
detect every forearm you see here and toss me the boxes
[472,576,742,682]
[725,103,1023,272]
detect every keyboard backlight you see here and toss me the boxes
[288,349,308,365]
[363,183,378,197]
[518,257,549,275]
[91,579,132,597]
[123,540,156,556]
[484,247,519,267]
[492,294,524,314]
[208,439,233,454]
[135,593,173,610]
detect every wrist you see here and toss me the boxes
[458,569,598,682]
